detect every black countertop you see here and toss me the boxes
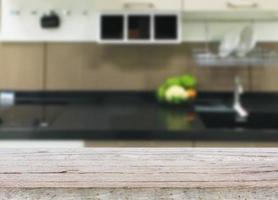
[0,91,278,141]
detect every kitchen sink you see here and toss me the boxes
[198,112,278,130]
[195,100,233,113]
[195,100,278,130]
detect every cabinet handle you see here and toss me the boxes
[123,2,155,9]
[226,1,258,9]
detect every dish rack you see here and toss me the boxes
[193,47,278,67]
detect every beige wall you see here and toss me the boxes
[0,42,276,91]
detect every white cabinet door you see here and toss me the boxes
[184,0,278,11]
[1,0,98,42]
[259,0,278,10]
[96,0,182,11]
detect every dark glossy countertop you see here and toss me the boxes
[0,91,278,141]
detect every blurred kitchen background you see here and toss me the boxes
[1,0,278,147]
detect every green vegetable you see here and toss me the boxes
[179,75,197,89]
[171,96,184,104]
[156,74,197,104]
[157,84,167,102]
[165,77,181,87]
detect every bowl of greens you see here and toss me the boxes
[157,74,197,105]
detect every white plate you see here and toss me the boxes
[218,28,242,58]
[236,25,257,57]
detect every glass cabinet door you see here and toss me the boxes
[128,15,151,40]
[101,15,124,40]
[154,15,178,40]
[99,13,180,43]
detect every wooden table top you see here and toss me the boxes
[0,148,278,189]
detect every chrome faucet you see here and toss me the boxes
[233,76,248,119]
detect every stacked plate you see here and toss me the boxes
[218,25,257,58]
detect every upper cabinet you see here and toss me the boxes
[183,0,278,12]
[0,0,182,42]
[96,0,182,11]
[182,0,278,42]
[98,13,181,44]
[4,0,278,43]
[1,0,99,42]
[96,0,183,44]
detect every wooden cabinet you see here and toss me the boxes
[96,0,182,11]
[184,0,278,12]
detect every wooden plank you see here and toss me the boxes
[85,140,194,147]
[0,148,278,199]
[0,148,278,188]
[194,141,278,147]
[0,188,278,200]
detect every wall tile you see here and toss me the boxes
[46,43,251,91]
[250,44,278,91]
[251,67,278,91]
[1,42,276,91]
[0,43,44,90]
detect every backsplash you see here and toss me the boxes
[0,42,276,91]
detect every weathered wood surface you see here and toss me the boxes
[0,148,278,199]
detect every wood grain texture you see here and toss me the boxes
[85,140,194,147]
[194,141,278,147]
[0,42,277,91]
[45,43,251,91]
[85,141,278,148]
[0,188,278,200]
[0,43,44,90]
[0,148,278,189]
[250,43,278,92]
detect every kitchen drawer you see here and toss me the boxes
[184,0,278,11]
[96,0,182,11]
